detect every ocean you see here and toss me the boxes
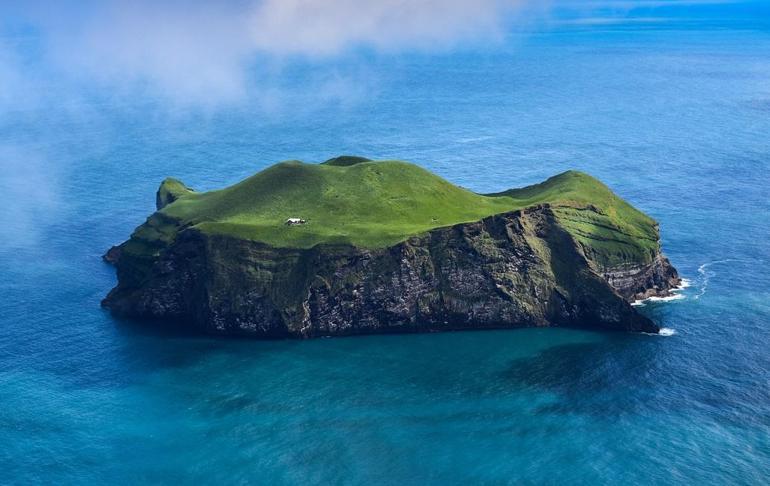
[1,6,770,485]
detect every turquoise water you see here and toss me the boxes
[2,6,770,484]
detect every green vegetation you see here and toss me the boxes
[156,177,194,209]
[493,170,660,267]
[127,158,661,269]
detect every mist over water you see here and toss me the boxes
[2,1,770,483]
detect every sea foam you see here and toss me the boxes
[632,278,690,307]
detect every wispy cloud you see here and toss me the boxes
[1,0,530,107]
[0,0,755,108]
[0,145,62,252]
[248,0,520,56]
[0,40,38,112]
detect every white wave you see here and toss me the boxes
[456,135,495,144]
[694,259,736,300]
[692,258,765,300]
[632,288,687,307]
[641,327,676,336]
[647,293,686,303]
[632,276,693,307]
[695,262,716,300]
[634,258,759,306]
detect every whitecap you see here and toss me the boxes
[632,290,686,307]
[456,135,495,144]
[692,258,766,300]
[694,260,735,300]
[645,293,686,303]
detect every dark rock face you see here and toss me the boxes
[103,205,679,337]
[602,254,681,301]
[102,244,123,264]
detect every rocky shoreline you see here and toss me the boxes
[102,204,679,338]
[602,253,681,302]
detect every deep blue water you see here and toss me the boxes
[2,10,770,485]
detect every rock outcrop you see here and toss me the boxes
[601,252,680,302]
[155,177,194,210]
[102,204,679,337]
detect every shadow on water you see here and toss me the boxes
[502,328,770,429]
[39,311,300,393]
[502,334,660,414]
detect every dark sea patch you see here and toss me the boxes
[747,98,770,112]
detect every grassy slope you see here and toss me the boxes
[128,159,660,268]
[495,170,659,267]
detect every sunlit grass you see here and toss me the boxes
[127,158,660,268]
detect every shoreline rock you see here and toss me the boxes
[102,205,679,338]
[602,253,681,301]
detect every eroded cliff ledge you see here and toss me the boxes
[102,158,679,337]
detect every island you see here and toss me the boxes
[102,156,680,337]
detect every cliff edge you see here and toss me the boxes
[102,157,679,337]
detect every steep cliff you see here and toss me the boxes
[102,158,679,337]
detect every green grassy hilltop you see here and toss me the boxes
[126,157,660,269]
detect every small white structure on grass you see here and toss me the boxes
[285,218,307,226]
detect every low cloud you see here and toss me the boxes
[2,0,528,107]
[0,145,61,252]
[1,0,744,107]
[0,41,38,112]
[248,0,519,56]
